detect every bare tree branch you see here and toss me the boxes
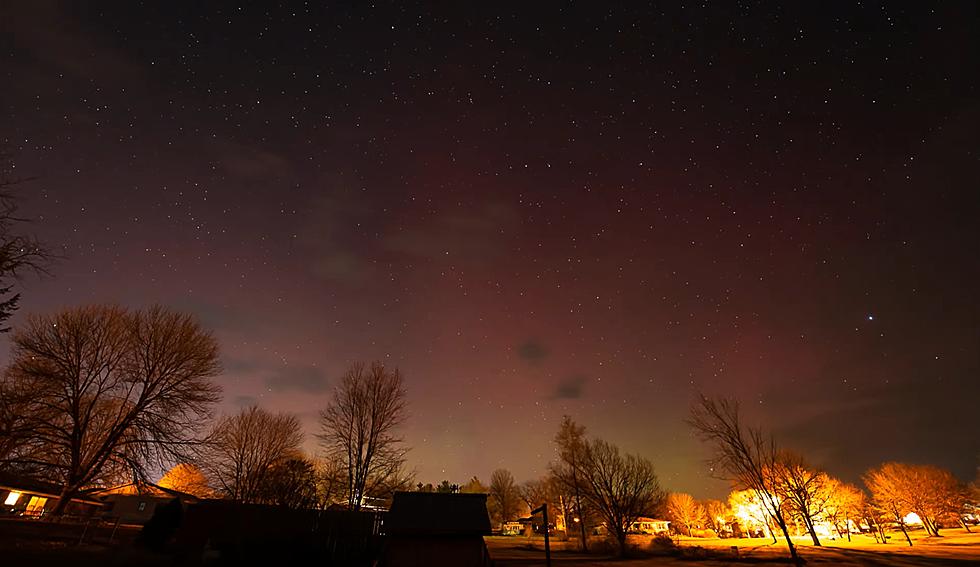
[317,361,409,510]
[0,304,222,514]
[687,394,801,565]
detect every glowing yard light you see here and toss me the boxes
[903,512,922,526]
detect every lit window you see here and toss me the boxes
[4,491,21,506]
[25,496,47,515]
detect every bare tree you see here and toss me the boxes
[577,438,665,556]
[0,371,50,470]
[519,477,552,512]
[460,476,488,494]
[3,305,221,514]
[864,501,891,544]
[823,481,865,542]
[549,415,591,550]
[0,149,54,332]
[520,475,570,533]
[200,406,303,503]
[728,488,777,542]
[259,455,319,509]
[769,450,834,546]
[865,462,967,540]
[665,492,705,537]
[688,395,801,565]
[489,468,521,528]
[702,498,730,534]
[864,463,915,546]
[313,457,348,509]
[158,463,212,498]
[317,362,408,510]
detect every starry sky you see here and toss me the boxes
[2,2,978,497]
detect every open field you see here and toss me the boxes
[2,520,977,565]
[486,528,980,566]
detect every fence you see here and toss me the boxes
[175,501,387,564]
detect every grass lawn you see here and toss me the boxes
[486,527,980,566]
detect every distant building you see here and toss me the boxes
[501,520,524,535]
[90,480,200,525]
[630,517,671,535]
[379,491,492,567]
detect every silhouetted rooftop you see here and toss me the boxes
[385,492,491,536]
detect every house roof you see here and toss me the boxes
[88,480,199,502]
[385,492,491,536]
[0,471,102,504]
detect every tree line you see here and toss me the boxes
[0,304,410,514]
[1,305,977,563]
[411,416,669,558]
[688,395,978,564]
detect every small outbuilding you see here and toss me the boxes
[91,480,200,525]
[379,491,492,567]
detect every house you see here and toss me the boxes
[629,517,670,535]
[501,520,524,535]
[0,472,102,518]
[379,492,492,567]
[90,480,200,525]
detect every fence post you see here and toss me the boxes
[109,517,121,543]
[77,517,91,546]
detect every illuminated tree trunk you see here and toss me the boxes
[875,519,888,544]
[772,513,800,566]
[897,519,913,546]
[763,518,777,543]
[802,515,821,546]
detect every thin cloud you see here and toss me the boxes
[517,340,549,364]
[551,375,587,400]
[265,365,330,394]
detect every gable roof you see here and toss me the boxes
[88,480,199,502]
[386,492,491,536]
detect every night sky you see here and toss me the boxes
[2,3,978,497]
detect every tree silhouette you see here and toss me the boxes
[666,492,705,537]
[200,406,303,503]
[489,468,520,528]
[0,149,53,332]
[576,438,665,556]
[318,362,409,510]
[688,395,801,565]
[549,415,591,550]
[3,305,221,514]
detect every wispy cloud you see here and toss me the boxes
[265,365,330,394]
[517,340,549,364]
[551,374,587,400]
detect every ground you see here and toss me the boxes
[485,527,980,566]
[2,519,977,565]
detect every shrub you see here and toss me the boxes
[647,534,677,555]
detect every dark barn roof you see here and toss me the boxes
[385,492,491,536]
